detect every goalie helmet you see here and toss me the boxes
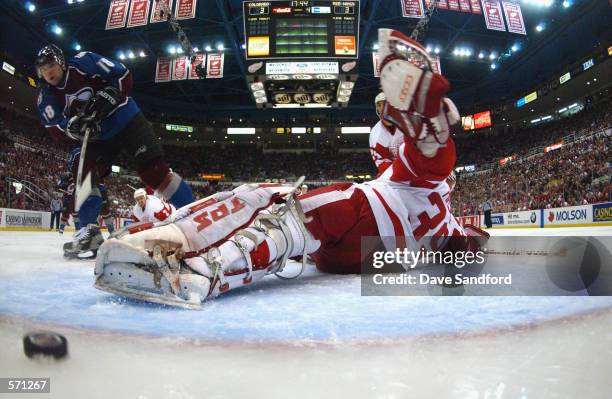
[35,44,66,78]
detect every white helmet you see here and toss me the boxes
[134,188,147,199]
[375,92,386,104]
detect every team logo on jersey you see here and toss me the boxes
[64,87,94,117]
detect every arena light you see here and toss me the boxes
[139,50,146,58]
[372,43,379,50]
[292,127,306,134]
[193,47,199,52]
[176,47,183,54]
[111,165,121,173]
[241,43,246,50]
[490,63,497,70]
[255,97,267,104]
[25,2,36,12]
[489,52,497,60]
[227,127,255,135]
[118,52,126,60]
[73,43,81,51]
[478,52,485,59]
[205,45,212,52]
[52,24,63,35]
[340,81,355,90]
[127,51,135,59]
[216,43,224,51]
[426,45,432,53]
[167,45,176,54]
[562,0,571,7]
[313,127,322,134]
[434,47,440,54]
[535,23,544,32]
[511,44,520,52]
[341,126,371,134]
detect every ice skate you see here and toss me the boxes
[63,224,104,259]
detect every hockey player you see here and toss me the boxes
[93,29,488,308]
[35,44,193,254]
[132,188,176,223]
[369,92,404,175]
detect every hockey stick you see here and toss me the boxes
[74,112,97,212]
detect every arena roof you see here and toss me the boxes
[1,0,610,122]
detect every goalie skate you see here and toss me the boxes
[94,237,211,309]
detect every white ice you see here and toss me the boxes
[1,227,611,399]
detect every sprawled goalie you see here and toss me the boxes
[94,29,488,308]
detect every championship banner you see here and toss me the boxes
[436,0,449,9]
[188,54,206,79]
[175,0,197,20]
[482,0,506,31]
[206,53,224,78]
[150,0,173,23]
[469,0,482,13]
[127,0,150,27]
[155,57,172,82]
[372,52,381,77]
[401,0,425,18]
[459,0,472,12]
[502,1,526,35]
[106,0,130,30]
[172,56,189,81]
[448,0,460,11]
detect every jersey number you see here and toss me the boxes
[413,192,447,237]
[96,58,115,74]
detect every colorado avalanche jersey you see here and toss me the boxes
[132,195,176,223]
[37,51,139,143]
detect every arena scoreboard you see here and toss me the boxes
[243,1,360,60]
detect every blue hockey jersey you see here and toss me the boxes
[37,51,140,143]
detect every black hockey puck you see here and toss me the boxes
[23,332,68,360]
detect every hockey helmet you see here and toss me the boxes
[134,188,147,199]
[35,44,66,78]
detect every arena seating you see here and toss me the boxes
[1,97,609,219]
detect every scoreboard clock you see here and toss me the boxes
[243,1,360,60]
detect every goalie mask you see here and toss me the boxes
[377,29,458,157]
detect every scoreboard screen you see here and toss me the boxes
[243,1,360,60]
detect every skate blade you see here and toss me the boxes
[64,249,97,260]
[94,280,204,310]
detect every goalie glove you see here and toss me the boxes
[377,28,449,118]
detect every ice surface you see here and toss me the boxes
[1,227,611,398]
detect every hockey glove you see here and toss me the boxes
[84,86,122,120]
[66,114,101,141]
